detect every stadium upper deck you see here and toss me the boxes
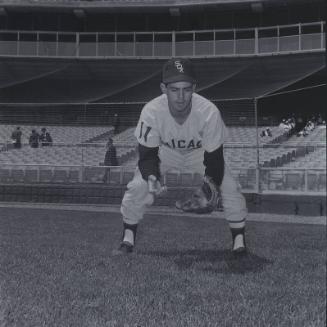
[0,0,325,31]
[0,0,323,8]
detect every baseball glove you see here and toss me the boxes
[175,175,219,214]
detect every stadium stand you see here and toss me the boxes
[0,0,325,210]
[0,124,112,144]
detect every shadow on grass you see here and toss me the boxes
[142,249,272,274]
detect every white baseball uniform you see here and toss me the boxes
[121,93,247,228]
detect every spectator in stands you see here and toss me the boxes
[317,114,324,125]
[295,115,305,133]
[102,138,118,183]
[306,119,315,132]
[279,119,289,130]
[279,117,296,137]
[289,118,296,130]
[29,129,40,148]
[113,113,120,134]
[297,118,315,137]
[11,126,22,149]
[260,128,272,137]
[297,129,308,137]
[39,127,47,146]
[43,132,53,146]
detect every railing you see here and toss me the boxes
[0,22,325,58]
[0,143,325,195]
[0,163,325,195]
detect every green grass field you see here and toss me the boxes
[0,207,325,327]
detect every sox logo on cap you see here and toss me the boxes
[174,60,184,73]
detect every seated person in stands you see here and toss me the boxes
[29,129,40,148]
[286,118,295,131]
[297,129,308,137]
[260,128,272,137]
[279,119,290,131]
[316,114,324,125]
[11,126,22,149]
[306,120,315,132]
[297,119,316,137]
[290,118,296,129]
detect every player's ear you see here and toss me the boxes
[160,83,167,94]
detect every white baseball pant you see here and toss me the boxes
[121,146,247,228]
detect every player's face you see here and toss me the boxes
[160,81,195,117]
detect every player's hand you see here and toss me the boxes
[148,175,167,196]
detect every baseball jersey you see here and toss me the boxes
[135,93,228,154]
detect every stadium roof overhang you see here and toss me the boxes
[0,52,325,103]
[195,52,326,100]
[0,0,324,14]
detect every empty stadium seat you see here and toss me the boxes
[83,167,102,183]
[307,173,318,191]
[318,173,326,191]
[24,170,38,183]
[285,173,303,190]
[39,169,53,183]
[52,170,68,183]
[68,170,80,183]
[268,170,284,190]
[165,172,179,187]
[180,173,193,186]
[11,169,25,182]
[0,169,10,182]
[109,169,122,184]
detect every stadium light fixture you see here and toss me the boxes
[169,7,181,17]
[73,9,86,19]
[0,7,7,16]
[251,2,264,13]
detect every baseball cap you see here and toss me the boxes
[162,58,196,84]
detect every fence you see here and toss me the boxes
[0,142,325,195]
[0,22,325,58]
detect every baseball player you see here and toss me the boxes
[113,58,247,256]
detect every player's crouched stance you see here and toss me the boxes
[112,58,247,257]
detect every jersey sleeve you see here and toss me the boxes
[134,106,161,148]
[202,107,228,153]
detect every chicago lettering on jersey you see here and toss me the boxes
[164,139,202,149]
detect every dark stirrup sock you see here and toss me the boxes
[230,227,245,240]
[122,222,138,245]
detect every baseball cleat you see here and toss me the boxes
[232,234,246,254]
[111,241,134,256]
